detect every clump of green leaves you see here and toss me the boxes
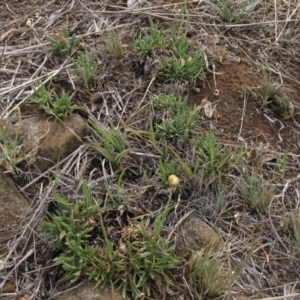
[157,13,206,82]
[170,26,189,57]
[258,84,278,108]
[189,249,232,297]
[89,119,129,167]
[42,183,98,251]
[46,26,81,56]
[192,132,223,176]
[51,90,80,118]
[240,171,274,213]
[31,85,80,118]
[257,67,294,119]
[158,54,206,82]
[168,1,190,56]
[30,84,52,107]
[274,95,294,119]
[134,18,167,54]
[154,95,200,138]
[42,181,180,298]
[204,0,255,24]
[133,14,206,83]
[72,50,101,88]
[152,94,177,109]
[0,112,29,170]
[257,66,280,108]
[274,95,291,112]
[192,132,243,179]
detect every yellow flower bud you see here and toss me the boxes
[168,175,180,188]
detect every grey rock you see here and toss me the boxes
[0,166,30,251]
[55,281,129,300]
[176,213,223,257]
[18,115,88,172]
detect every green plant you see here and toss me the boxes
[31,85,80,118]
[134,18,167,54]
[117,210,180,298]
[73,50,101,88]
[42,181,181,298]
[159,159,180,187]
[101,171,127,207]
[257,66,280,108]
[155,96,200,138]
[192,133,225,177]
[258,84,279,108]
[173,1,190,36]
[155,116,190,139]
[189,249,232,297]
[274,95,294,119]
[89,120,129,167]
[30,84,52,107]
[43,186,98,249]
[274,95,290,112]
[256,67,294,118]
[106,31,124,58]
[193,133,222,163]
[158,54,205,82]
[152,94,177,109]
[134,34,154,54]
[204,0,254,24]
[215,182,228,213]
[169,95,192,115]
[167,5,191,57]
[42,181,100,282]
[0,112,29,169]
[277,148,289,179]
[170,27,189,57]
[46,26,81,56]
[51,90,80,118]
[242,171,274,213]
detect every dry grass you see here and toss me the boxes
[1,0,300,299]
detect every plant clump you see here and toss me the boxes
[46,26,82,56]
[154,95,201,139]
[30,85,80,118]
[42,181,181,298]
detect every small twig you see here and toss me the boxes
[238,92,247,139]
[273,0,278,40]
[258,293,300,300]
[133,76,156,114]
[107,0,199,12]
[0,294,18,298]
[212,63,218,92]
[0,28,19,43]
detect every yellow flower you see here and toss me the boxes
[168,175,180,188]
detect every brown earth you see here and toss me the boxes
[189,61,300,151]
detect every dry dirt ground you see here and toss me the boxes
[1,0,300,299]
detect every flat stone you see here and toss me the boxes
[176,213,223,257]
[54,281,129,300]
[18,115,88,172]
[0,166,30,252]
